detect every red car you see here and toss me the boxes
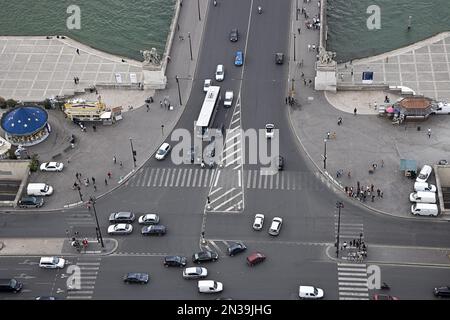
[373,294,399,300]
[246,252,266,266]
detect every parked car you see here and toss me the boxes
[229,28,239,42]
[0,278,23,293]
[138,213,160,225]
[268,217,283,236]
[18,196,44,208]
[141,225,166,236]
[434,286,450,297]
[416,165,432,183]
[411,203,439,217]
[275,52,284,64]
[155,142,171,160]
[299,286,324,299]
[432,102,450,114]
[438,159,448,165]
[203,79,212,92]
[372,294,399,300]
[39,257,65,269]
[265,124,274,139]
[227,242,247,256]
[164,255,187,267]
[27,183,53,196]
[183,267,208,279]
[109,211,135,224]
[198,280,223,293]
[107,223,133,235]
[123,273,149,284]
[192,251,218,264]
[224,90,234,107]
[215,64,225,81]
[40,162,64,172]
[253,214,264,230]
[234,51,243,66]
[246,252,266,266]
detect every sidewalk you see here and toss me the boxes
[0,238,117,256]
[1,0,209,211]
[287,1,450,220]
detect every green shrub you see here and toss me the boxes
[0,97,6,109]
[29,154,40,172]
[6,99,17,109]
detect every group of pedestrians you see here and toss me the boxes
[344,183,384,202]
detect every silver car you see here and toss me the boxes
[107,223,133,235]
[138,213,160,225]
[268,217,282,236]
[182,267,208,279]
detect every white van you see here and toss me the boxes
[414,182,437,193]
[27,183,53,196]
[432,102,450,115]
[198,280,223,293]
[411,203,439,216]
[409,191,436,203]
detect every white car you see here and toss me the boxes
[215,64,224,81]
[183,267,208,279]
[107,223,133,235]
[198,280,223,293]
[203,79,212,92]
[39,257,65,269]
[253,214,264,231]
[265,124,274,139]
[138,213,160,225]
[416,165,432,183]
[268,217,282,236]
[299,285,324,299]
[224,91,234,107]
[155,143,171,160]
[40,162,64,172]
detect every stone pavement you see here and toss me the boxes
[0,36,143,102]
[0,0,209,210]
[0,238,117,256]
[287,0,450,219]
[337,32,450,102]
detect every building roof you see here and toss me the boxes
[398,97,432,110]
[1,106,48,136]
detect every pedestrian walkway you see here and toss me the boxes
[66,257,101,300]
[337,262,369,300]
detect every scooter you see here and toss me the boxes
[381,282,390,290]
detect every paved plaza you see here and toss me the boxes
[0,36,143,102]
[337,32,450,102]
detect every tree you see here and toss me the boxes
[6,99,17,109]
[0,97,6,109]
[43,99,52,109]
[29,154,40,172]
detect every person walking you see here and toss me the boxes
[92,125,96,132]
[160,101,163,108]
[354,107,357,115]
[107,172,112,179]
[105,178,108,186]
[377,188,381,197]
[91,177,96,185]
[427,128,431,138]
[93,185,97,192]
[146,104,150,112]
[113,156,116,164]
[120,161,123,168]
[76,48,80,55]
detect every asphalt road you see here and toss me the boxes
[1,0,450,300]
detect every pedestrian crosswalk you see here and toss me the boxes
[337,263,369,300]
[334,215,364,246]
[201,239,243,257]
[65,212,95,227]
[66,257,101,300]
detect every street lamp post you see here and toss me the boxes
[293,33,296,61]
[197,0,201,21]
[129,138,137,168]
[188,32,193,61]
[89,197,104,248]
[323,138,327,170]
[336,201,344,258]
[175,75,182,105]
[407,15,412,30]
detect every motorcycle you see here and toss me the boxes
[381,282,390,290]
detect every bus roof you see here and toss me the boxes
[196,86,220,127]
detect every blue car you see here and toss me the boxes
[235,50,243,66]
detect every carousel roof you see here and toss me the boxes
[1,106,48,136]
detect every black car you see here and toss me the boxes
[229,28,238,42]
[141,225,166,236]
[434,286,450,297]
[164,255,187,267]
[227,242,247,256]
[123,273,149,284]
[275,53,284,64]
[192,251,219,263]
[18,196,44,208]
[277,156,284,170]
[109,211,135,224]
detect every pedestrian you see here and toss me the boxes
[121,59,126,62]
[308,79,312,86]
[76,48,80,55]
[300,58,303,67]
[86,177,90,184]
[351,70,354,77]
[94,185,97,191]
[74,77,77,84]
[167,55,171,63]
[75,172,79,180]
[372,163,377,170]
[354,107,357,115]
[303,79,307,85]
[427,128,431,138]
[107,172,112,179]
[327,131,330,139]
[345,186,348,193]
[298,27,301,34]
[301,72,304,78]
[343,241,347,250]
[73,182,78,189]
[285,97,288,104]
[113,156,116,164]
[380,190,383,198]
[105,178,108,186]
[120,161,123,168]
[146,104,150,112]
[381,159,384,167]
[308,44,311,51]
[371,184,374,192]
[95,89,98,95]
[337,117,342,125]
[347,171,351,178]
[92,177,96,184]
[92,125,96,132]
[160,101,163,108]
[377,189,381,197]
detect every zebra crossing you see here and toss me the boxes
[66,257,101,300]
[65,212,95,227]
[334,215,364,246]
[201,239,242,257]
[337,263,369,300]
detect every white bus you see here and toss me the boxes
[195,86,220,138]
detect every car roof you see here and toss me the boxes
[299,286,315,293]
[198,280,214,286]
[40,257,57,262]
[116,211,132,216]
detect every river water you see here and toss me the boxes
[0,0,449,62]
